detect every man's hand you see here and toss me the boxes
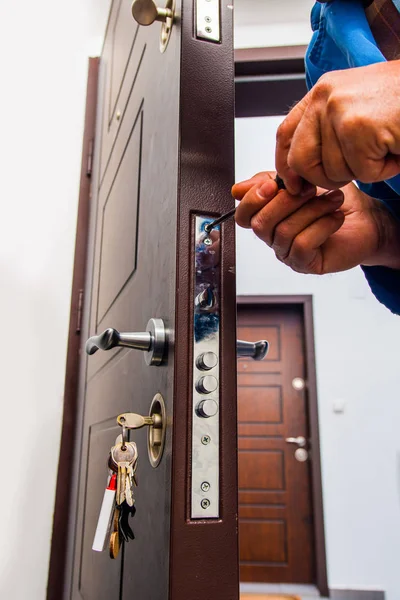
[276,61,400,195]
[232,172,400,274]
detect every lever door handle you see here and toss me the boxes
[131,0,173,25]
[237,339,269,361]
[285,436,306,448]
[86,318,166,366]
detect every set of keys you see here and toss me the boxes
[92,433,138,559]
[92,411,158,559]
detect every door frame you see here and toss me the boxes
[235,45,308,118]
[237,295,329,597]
[46,57,99,600]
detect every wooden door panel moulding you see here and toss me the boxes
[47,57,99,600]
[237,295,329,597]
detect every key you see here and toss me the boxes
[125,455,138,507]
[111,442,138,505]
[117,413,154,429]
[125,467,134,507]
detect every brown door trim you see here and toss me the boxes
[237,295,329,597]
[235,45,308,64]
[235,45,308,118]
[46,57,99,600]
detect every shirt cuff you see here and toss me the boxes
[361,265,400,315]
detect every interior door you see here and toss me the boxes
[65,1,239,598]
[237,303,315,585]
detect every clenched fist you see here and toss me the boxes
[232,172,400,275]
[275,61,400,195]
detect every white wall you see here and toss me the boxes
[0,1,110,598]
[234,0,314,48]
[235,116,400,600]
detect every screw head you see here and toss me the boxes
[204,237,212,246]
[201,498,211,509]
[201,481,211,492]
[201,435,211,445]
[205,16,212,23]
[205,26,212,33]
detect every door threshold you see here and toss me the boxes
[240,583,321,597]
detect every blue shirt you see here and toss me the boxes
[306,0,400,314]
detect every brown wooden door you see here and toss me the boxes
[237,303,315,585]
[64,2,238,599]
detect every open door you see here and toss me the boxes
[60,0,250,598]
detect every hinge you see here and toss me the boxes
[76,289,84,333]
[86,138,94,177]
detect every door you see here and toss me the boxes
[237,303,315,584]
[65,1,238,598]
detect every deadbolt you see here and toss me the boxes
[196,375,218,394]
[237,339,269,360]
[196,399,218,418]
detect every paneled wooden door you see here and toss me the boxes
[237,303,315,585]
[64,1,238,599]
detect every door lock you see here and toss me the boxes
[85,318,166,366]
[286,436,309,462]
[131,0,175,52]
[117,392,167,468]
[285,436,307,448]
[237,339,269,360]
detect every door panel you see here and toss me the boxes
[238,304,315,585]
[99,0,143,182]
[66,1,238,599]
[97,110,142,322]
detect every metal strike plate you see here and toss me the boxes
[196,0,221,43]
[191,217,220,519]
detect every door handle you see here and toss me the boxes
[237,339,269,361]
[131,0,173,25]
[285,436,306,448]
[85,318,166,366]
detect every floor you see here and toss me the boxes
[240,583,329,600]
[241,596,300,600]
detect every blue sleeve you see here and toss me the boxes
[304,3,400,315]
[358,182,400,315]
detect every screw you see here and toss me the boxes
[204,237,212,246]
[205,26,212,33]
[205,16,212,23]
[201,498,211,509]
[201,481,211,492]
[201,435,211,445]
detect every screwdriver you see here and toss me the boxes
[204,174,286,234]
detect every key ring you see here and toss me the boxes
[121,421,128,451]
